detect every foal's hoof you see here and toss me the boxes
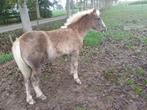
[75,78,82,85]
[27,98,36,105]
[37,94,47,100]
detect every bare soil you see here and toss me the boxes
[0,38,147,110]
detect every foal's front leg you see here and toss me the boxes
[70,51,81,85]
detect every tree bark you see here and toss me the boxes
[66,0,71,16]
[36,0,40,18]
[19,0,32,32]
[85,0,88,9]
[36,0,40,29]
[70,0,74,14]
[79,0,84,11]
[91,0,95,8]
[83,0,86,10]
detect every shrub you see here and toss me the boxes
[0,53,13,64]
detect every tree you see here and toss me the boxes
[27,0,52,18]
[52,0,58,10]
[38,0,52,18]
[7,0,32,32]
[36,0,40,28]
[52,0,63,10]
[0,0,11,14]
[0,0,17,25]
[70,0,74,14]
[83,0,86,9]
[95,0,100,9]
[18,0,32,32]
[66,0,71,16]
[91,0,95,8]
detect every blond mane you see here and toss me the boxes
[61,9,100,28]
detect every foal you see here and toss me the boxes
[12,9,106,104]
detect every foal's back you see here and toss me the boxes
[19,28,82,67]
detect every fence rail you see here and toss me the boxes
[0,15,67,33]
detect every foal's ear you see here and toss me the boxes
[91,9,97,15]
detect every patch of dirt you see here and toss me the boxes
[0,39,147,110]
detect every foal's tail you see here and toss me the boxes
[12,38,31,79]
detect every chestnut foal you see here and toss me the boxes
[12,9,106,104]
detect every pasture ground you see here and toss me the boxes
[0,4,147,110]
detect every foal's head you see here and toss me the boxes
[86,9,107,32]
[62,9,106,33]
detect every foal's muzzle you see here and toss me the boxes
[100,27,107,32]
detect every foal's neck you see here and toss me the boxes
[68,18,91,38]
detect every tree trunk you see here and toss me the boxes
[79,0,84,11]
[36,0,40,29]
[70,0,74,14]
[86,0,88,9]
[83,0,86,10]
[91,0,95,8]
[19,0,32,32]
[36,0,40,18]
[66,0,71,16]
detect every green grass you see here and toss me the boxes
[84,4,147,46]
[132,84,143,94]
[84,30,106,46]
[46,21,64,30]
[135,67,145,77]
[142,37,147,45]
[104,4,147,30]
[83,3,147,98]
[75,106,85,110]
[0,53,13,64]
[144,80,147,86]
[127,79,134,85]
[52,10,66,17]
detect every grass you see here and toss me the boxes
[126,66,146,96]
[84,3,147,46]
[132,84,143,94]
[142,37,147,45]
[135,67,145,78]
[103,66,118,85]
[75,106,85,110]
[84,30,106,46]
[127,79,134,85]
[105,4,147,35]
[45,21,64,31]
[0,53,13,64]
[52,10,66,17]
[144,80,147,86]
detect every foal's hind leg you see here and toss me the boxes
[31,67,47,100]
[70,51,81,84]
[23,72,35,104]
